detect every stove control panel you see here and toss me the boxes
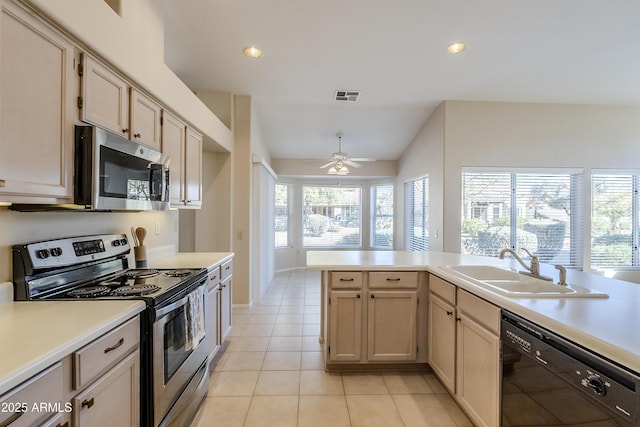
[17,234,131,270]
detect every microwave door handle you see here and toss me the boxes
[155,293,190,318]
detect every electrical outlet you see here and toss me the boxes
[155,221,160,235]
[237,230,243,240]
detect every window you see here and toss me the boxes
[461,169,583,269]
[372,184,394,248]
[405,176,429,251]
[591,173,637,268]
[302,185,361,248]
[275,183,292,248]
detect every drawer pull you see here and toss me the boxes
[81,398,94,409]
[225,266,231,270]
[386,278,401,281]
[104,338,124,354]
[0,410,24,427]
[339,278,354,282]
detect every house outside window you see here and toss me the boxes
[371,184,394,248]
[461,169,583,269]
[302,185,361,248]
[405,176,429,251]
[275,183,292,248]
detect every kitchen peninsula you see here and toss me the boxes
[307,250,640,427]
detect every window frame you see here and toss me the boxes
[371,183,394,249]
[274,182,293,249]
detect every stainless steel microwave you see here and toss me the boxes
[74,125,170,211]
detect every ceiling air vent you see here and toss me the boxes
[335,90,360,102]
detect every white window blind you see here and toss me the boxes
[372,184,394,248]
[462,170,583,269]
[302,185,361,248]
[591,174,635,267]
[405,176,428,251]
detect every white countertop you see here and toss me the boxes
[149,252,233,271]
[307,250,640,374]
[0,298,145,395]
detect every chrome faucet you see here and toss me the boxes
[499,247,551,281]
[555,265,567,286]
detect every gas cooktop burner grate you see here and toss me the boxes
[68,285,111,298]
[125,269,159,279]
[113,284,160,296]
[164,269,193,278]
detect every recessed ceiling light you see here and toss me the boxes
[446,42,466,54]
[243,46,263,58]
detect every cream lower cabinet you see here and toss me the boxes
[428,274,500,427]
[206,259,233,362]
[0,0,75,203]
[326,271,424,366]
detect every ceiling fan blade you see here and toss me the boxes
[350,158,376,162]
[320,161,335,168]
[344,159,362,168]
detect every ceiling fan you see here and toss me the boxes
[320,132,376,175]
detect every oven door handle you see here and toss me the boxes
[155,294,190,319]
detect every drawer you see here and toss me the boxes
[74,316,139,389]
[220,259,233,280]
[457,289,500,334]
[208,266,221,290]
[330,271,363,289]
[429,275,456,304]
[0,362,63,427]
[368,271,418,289]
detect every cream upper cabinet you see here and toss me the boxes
[130,88,162,150]
[79,54,129,137]
[0,0,75,203]
[184,126,203,207]
[161,110,186,205]
[80,54,162,151]
[161,112,203,208]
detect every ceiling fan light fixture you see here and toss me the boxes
[446,42,466,54]
[327,165,338,175]
[337,165,350,175]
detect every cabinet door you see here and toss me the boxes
[427,293,456,392]
[207,283,221,361]
[0,1,74,201]
[456,313,500,427]
[328,291,362,362]
[184,126,202,207]
[220,275,232,342]
[130,88,161,150]
[80,54,129,137]
[367,291,418,362]
[161,110,186,205]
[73,350,139,427]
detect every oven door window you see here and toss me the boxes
[99,145,152,201]
[163,305,192,383]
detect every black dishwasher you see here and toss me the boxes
[501,310,640,426]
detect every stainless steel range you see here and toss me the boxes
[12,234,210,427]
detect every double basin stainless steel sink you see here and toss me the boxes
[441,265,608,298]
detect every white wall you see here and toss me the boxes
[26,0,232,151]
[396,103,445,251]
[441,101,640,255]
[0,208,178,283]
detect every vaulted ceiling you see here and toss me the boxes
[164,0,640,163]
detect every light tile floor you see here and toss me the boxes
[192,269,473,427]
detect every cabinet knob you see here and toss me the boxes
[122,128,129,133]
[134,133,141,138]
[446,311,453,316]
[356,294,361,298]
[56,422,70,427]
[81,397,95,409]
[0,179,5,187]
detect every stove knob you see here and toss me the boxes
[588,375,607,396]
[50,247,63,257]
[36,249,50,259]
[112,240,121,247]
[120,238,128,246]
